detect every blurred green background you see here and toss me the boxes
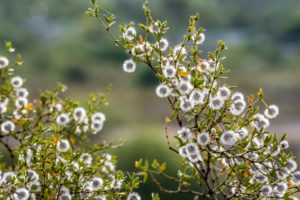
[1,0,300,199]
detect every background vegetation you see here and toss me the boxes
[1,0,300,199]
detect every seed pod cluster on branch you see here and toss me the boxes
[0,42,141,199]
[87,0,300,199]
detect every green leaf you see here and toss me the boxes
[159,162,167,173]
[138,24,147,31]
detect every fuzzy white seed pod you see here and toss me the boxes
[179,97,194,112]
[185,143,199,155]
[80,153,93,166]
[0,56,9,69]
[123,59,136,73]
[189,89,204,105]
[173,44,186,59]
[209,96,224,110]
[16,88,29,98]
[280,140,289,149]
[1,120,15,135]
[197,60,209,72]
[231,92,244,102]
[218,86,231,100]
[291,171,300,185]
[13,188,30,200]
[56,113,70,126]
[287,159,298,172]
[260,185,272,197]
[11,76,23,88]
[264,104,279,119]
[123,27,136,41]
[178,146,188,158]
[273,182,287,197]
[155,84,171,98]
[73,107,86,122]
[163,65,176,78]
[91,121,103,134]
[237,127,248,138]
[90,177,103,190]
[191,33,205,45]
[127,192,141,200]
[15,97,28,109]
[177,81,193,95]
[197,132,210,146]
[156,38,169,51]
[149,22,160,34]
[220,131,237,147]
[57,139,70,153]
[91,112,106,123]
[177,127,192,142]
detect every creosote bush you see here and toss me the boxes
[0,42,141,199]
[87,0,300,199]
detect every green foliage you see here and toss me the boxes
[0,43,141,199]
[88,0,300,199]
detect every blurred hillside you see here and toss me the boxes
[1,0,300,199]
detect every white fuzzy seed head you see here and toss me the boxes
[80,153,93,165]
[155,84,171,98]
[209,96,224,110]
[91,121,103,134]
[91,112,106,123]
[291,171,300,185]
[231,92,244,102]
[264,104,279,119]
[127,192,141,200]
[178,146,188,158]
[260,185,272,197]
[163,65,176,78]
[189,89,204,105]
[160,57,169,68]
[14,188,30,200]
[15,97,28,109]
[218,86,231,100]
[197,60,209,72]
[173,45,186,59]
[197,132,210,146]
[179,97,194,112]
[185,143,198,155]
[1,120,15,135]
[73,107,86,122]
[157,38,169,51]
[11,76,23,88]
[287,159,298,172]
[177,127,192,142]
[192,32,205,45]
[124,27,136,40]
[57,139,70,153]
[207,59,218,72]
[56,113,69,126]
[0,56,9,69]
[280,140,289,149]
[273,182,287,196]
[237,127,248,138]
[187,152,201,162]
[252,114,270,130]
[16,88,29,98]
[149,22,160,34]
[220,131,237,147]
[230,100,246,115]
[177,81,193,95]
[255,173,268,183]
[90,177,103,190]
[123,59,136,73]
